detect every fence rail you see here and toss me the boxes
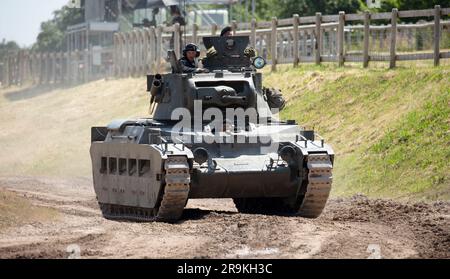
[1,6,449,87]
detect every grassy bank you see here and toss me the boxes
[267,63,449,200]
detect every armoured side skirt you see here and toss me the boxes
[189,168,299,198]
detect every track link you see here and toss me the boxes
[99,156,190,222]
[297,154,333,218]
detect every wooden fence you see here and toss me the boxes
[1,6,449,87]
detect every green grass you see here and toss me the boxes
[362,93,450,199]
[266,63,450,200]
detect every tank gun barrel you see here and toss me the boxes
[150,80,162,97]
[150,74,163,104]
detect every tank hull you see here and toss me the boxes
[90,121,334,222]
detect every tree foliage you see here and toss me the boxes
[33,6,83,52]
[231,0,366,21]
[0,40,20,61]
[275,0,365,18]
[230,0,448,21]
[380,0,450,11]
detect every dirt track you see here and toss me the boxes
[0,176,448,259]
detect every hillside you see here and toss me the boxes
[267,63,450,200]
[0,62,449,200]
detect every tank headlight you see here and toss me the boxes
[252,56,266,69]
[279,146,296,163]
[193,148,209,165]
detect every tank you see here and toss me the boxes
[90,36,334,222]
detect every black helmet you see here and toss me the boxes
[220,26,232,37]
[183,43,200,58]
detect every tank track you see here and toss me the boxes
[233,154,333,218]
[296,154,333,218]
[99,156,190,222]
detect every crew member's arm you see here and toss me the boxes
[179,58,197,73]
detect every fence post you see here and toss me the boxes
[149,26,156,74]
[124,32,129,77]
[251,18,257,48]
[67,50,72,84]
[72,51,76,84]
[113,33,119,77]
[293,14,299,67]
[389,8,398,69]
[18,50,24,85]
[232,20,237,36]
[211,24,218,36]
[84,48,89,82]
[44,53,50,84]
[27,52,34,84]
[128,31,134,77]
[156,25,163,72]
[3,56,9,87]
[131,31,138,77]
[7,55,12,86]
[337,11,345,67]
[51,52,56,84]
[143,29,150,75]
[7,55,12,87]
[174,23,181,59]
[193,23,198,45]
[128,31,134,76]
[122,32,128,77]
[315,12,322,65]
[433,5,441,66]
[363,11,370,68]
[55,52,60,84]
[136,30,143,76]
[271,17,278,71]
[61,52,67,84]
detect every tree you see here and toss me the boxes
[0,39,20,61]
[230,0,366,21]
[275,0,366,18]
[34,21,64,52]
[380,0,450,11]
[33,5,83,52]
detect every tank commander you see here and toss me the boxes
[206,27,285,111]
[220,26,232,37]
[206,26,256,59]
[179,43,208,73]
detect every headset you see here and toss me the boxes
[183,43,200,58]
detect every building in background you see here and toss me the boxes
[65,0,237,52]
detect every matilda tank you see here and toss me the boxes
[90,36,334,222]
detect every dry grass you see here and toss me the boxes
[0,189,58,231]
[0,78,148,177]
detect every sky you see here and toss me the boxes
[0,0,69,47]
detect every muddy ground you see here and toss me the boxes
[0,176,448,259]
